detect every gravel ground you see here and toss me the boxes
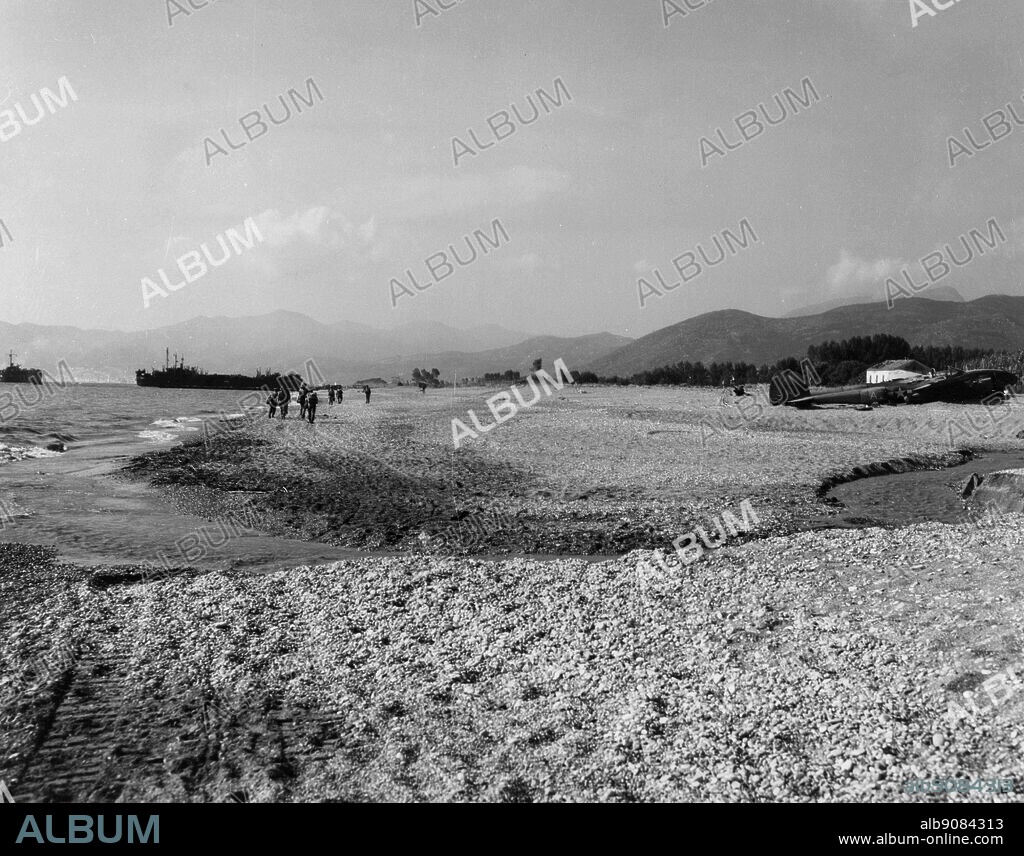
[2,386,1023,802]
[119,385,1023,552]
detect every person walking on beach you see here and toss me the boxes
[363,384,371,404]
[337,385,343,404]
[267,390,278,419]
[328,386,335,406]
[278,389,290,419]
[298,383,309,420]
[306,389,319,424]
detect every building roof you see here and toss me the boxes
[867,359,931,373]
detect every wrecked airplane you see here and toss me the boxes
[771,369,1019,409]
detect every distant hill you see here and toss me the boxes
[784,285,965,318]
[587,295,1024,377]
[0,312,627,383]
[371,332,634,378]
[379,321,528,353]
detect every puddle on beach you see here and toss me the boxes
[1,431,619,572]
[0,442,364,573]
[818,451,1024,529]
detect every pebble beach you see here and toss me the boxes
[3,386,1024,802]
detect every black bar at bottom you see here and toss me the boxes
[0,803,1020,848]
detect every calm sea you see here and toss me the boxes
[0,382,356,571]
[0,382,259,463]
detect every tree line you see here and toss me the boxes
[411,367,442,387]
[575,334,1012,388]
[481,359,541,384]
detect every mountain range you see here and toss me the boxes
[782,285,965,318]
[4,293,1023,384]
[0,312,630,383]
[588,295,1024,377]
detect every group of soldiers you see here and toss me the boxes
[266,383,372,424]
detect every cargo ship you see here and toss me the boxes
[1,351,43,384]
[135,349,304,391]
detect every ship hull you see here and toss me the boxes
[0,369,43,384]
[135,369,303,391]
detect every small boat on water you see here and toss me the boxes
[0,351,42,384]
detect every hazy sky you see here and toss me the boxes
[0,0,1021,337]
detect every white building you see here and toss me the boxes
[866,359,932,384]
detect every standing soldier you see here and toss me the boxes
[363,384,371,404]
[307,389,319,424]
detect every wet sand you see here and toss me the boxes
[0,438,362,573]
[827,450,1024,527]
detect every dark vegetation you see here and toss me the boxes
[411,368,444,388]
[483,370,523,383]
[576,334,1014,388]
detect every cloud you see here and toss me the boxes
[238,206,380,279]
[826,249,904,292]
[357,216,376,244]
[499,252,544,272]
[378,166,570,222]
[1004,218,1024,258]
[253,206,375,250]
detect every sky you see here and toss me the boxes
[0,0,1021,338]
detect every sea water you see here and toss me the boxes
[0,382,253,461]
[0,383,356,571]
